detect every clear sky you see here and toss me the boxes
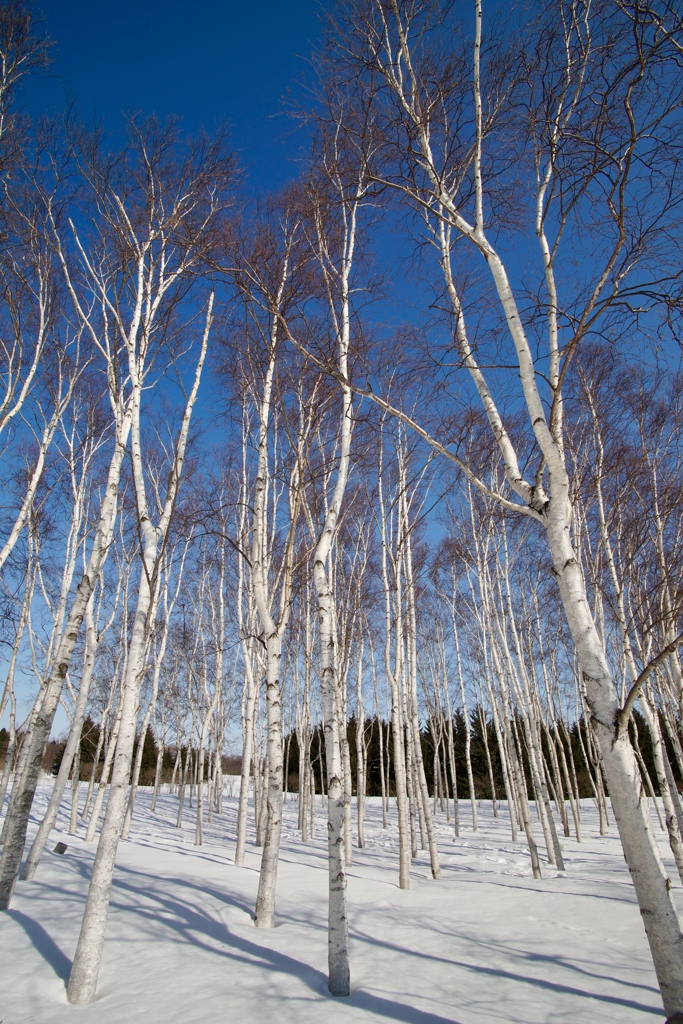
[23,0,322,193]
[3,1,324,737]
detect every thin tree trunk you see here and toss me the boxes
[451,606,478,831]
[69,742,81,835]
[640,690,683,885]
[356,641,366,849]
[84,703,123,843]
[254,635,284,928]
[22,596,98,879]
[176,748,189,828]
[510,739,542,879]
[151,707,166,813]
[66,289,212,1005]
[0,413,131,910]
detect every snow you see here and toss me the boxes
[0,782,674,1023]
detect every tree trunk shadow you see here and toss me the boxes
[6,908,71,983]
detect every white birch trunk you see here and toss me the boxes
[150,709,165,813]
[451,605,477,831]
[355,640,366,849]
[67,536,156,1003]
[66,292,212,1004]
[401,489,440,878]
[547,510,683,1014]
[22,593,98,879]
[378,423,410,886]
[0,410,131,910]
[123,543,188,840]
[235,414,256,864]
[315,563,350,996]
[235,654,256,865]
[253,634,284,927]
[84,700,123,844]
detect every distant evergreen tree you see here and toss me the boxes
[131,725,158,786]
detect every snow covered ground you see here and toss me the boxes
[0,781,675,1023]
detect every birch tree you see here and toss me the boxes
[64,119,235,1004]
[320,3,683,1014]
[229,190,312,927]
[300,135,373,996]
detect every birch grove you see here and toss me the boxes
[3,1,683,1020]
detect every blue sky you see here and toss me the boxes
[24,0,322,193]
[3,2,325,737]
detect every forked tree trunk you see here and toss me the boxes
[66,294,212,1006]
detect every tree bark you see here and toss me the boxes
[0,414,130,910]
[21,595,98,880]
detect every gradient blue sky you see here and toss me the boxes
[4,2,325,736]
[24,0,322,192]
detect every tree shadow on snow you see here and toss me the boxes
[350,930,664,1018]
[461,874,640,908]
[153,870,256,919]
[6,909,71,982]
[106,868,463,1022]
[347,990,464,1023]
[67,860,662,1022]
